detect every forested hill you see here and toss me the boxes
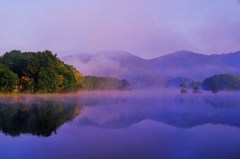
[202,74,240,91]
[0,50,84,93]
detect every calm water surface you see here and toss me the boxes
[1,90,240,159]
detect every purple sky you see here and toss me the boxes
[0,0,240,58]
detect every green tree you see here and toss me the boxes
[37,67,58,93]
[0,65,19,92]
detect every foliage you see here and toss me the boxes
[36,67,59,93]
[0,50,84,93]
[0,64,19,92]
[82,76,130,90]
[202,74,240,91]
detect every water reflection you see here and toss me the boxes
[0,97,82,137]
[0,91,240,159]
[1,91,240,137]
[75,91,240,129]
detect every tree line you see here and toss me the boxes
[82,76,130,90]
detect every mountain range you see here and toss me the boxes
[62,50,240,88]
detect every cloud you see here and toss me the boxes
[0,0,240,57]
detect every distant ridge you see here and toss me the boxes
[62,50,240,88]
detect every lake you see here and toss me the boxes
[1,90,240,159]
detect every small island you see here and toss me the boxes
[0,50,84,93]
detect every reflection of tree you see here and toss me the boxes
[190,81,201,93]
[180,83,188,93]
[0,100,82,137]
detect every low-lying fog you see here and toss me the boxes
[1,89,240,159]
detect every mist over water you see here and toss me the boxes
[1,90,240,159]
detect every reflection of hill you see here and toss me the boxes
[76,94,240,129]
[0,100,82,137]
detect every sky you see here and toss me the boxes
[0,0,240,58]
